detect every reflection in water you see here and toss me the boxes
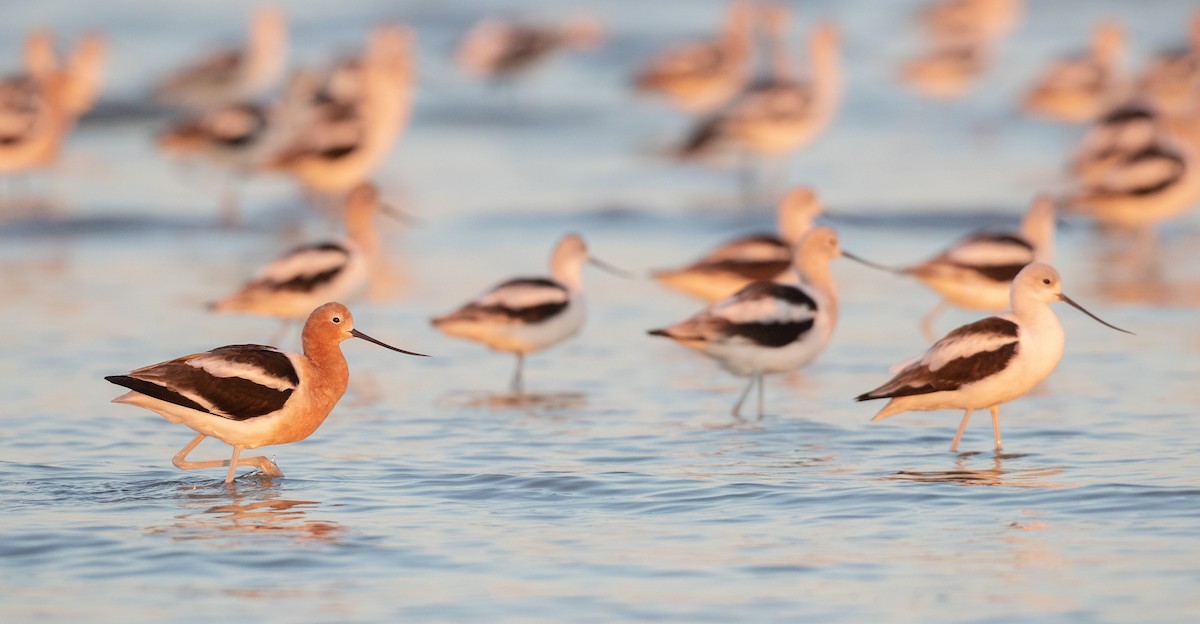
[443,390,588,413]
[891,452,1066,487]
[146,484,342,543]
[1087,227,1200,306]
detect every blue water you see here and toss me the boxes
[3,1,1200,622]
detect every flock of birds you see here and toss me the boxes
[5,1,1193,483]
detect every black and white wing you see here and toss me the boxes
[856,316,1019,400]
[247,242,353,294]
[437,277,569,325]
[106,344,300,421]
[651,282,818,348]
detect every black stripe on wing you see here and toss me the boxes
[718,282,819,347]
[209,345,301,386]
[950,233,1033,282]
[106,375,212,414]
[439,278,570,325]
[856,317,1019,401]
[261,243,350,292]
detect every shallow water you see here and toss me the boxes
[3,1,1200,622]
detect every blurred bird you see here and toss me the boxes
[915,0,1023,46]
[156,5,288,110]
[858,263,1131,452]
[1063,139,1200,228]
[266,24,415,199]
[1069,102,1165,184]
[633,0,755,112]
[1022,21,1127,123]
[899,38,989,100]
[1137,12,1200,118]
[106,302,427,483]
[431,233,626,393]
[210,183,391,333]
[456,16,604,80]
[680,6,842,203]
[890,196,1055,341]
[652,186,823,302]
[649,227,864,419]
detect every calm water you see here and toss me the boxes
[3,1,1200,622]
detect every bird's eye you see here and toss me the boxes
[332,317,341,324]
[1042,279,1051,285]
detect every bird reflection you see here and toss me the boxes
[444,390,587,413]
[1086,227,1200,306]
[891,451,1065,487]
[147,484,341,542]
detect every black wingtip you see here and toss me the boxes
[647,328,670,337]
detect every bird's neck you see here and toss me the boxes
[797,259,838,329]
[551,258,585,292]
[302,337,350,405]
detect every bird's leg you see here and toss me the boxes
[921,300,949,343]
[220,176,240,228]
[755,371,765,420]
[990,404,1003,451]
[738,150,758,211]
[172,435,283,481]
[226,446,243,483]
[510,353,525,394]
[950,408,973,452]
[731,375,756,418]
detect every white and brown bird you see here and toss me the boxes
[210,183,390,328]
[896,196,1056,341]
[431,233,626,393]
[156,5,288,110]
[858,263,1131,453]
[456,16,604,80]
[652,186,823,302]
[1021,21,1127,123]
[1137,12,1200,118]
[649,227,869,418]
[633,0,755,112]
[106,302,427,483]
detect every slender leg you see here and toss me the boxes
[731,375,756,418]
[172,434,284,479]
[990,405,1003,451]
[950,408,973,452]
[755,372,765,420]
[226,446,243,483]
[510,353,525,394]
[920,300,949,343]
[220,178,240,228]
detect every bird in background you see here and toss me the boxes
[858,263,1131,453]
[652,186,823,302]
[210,183,395,340]
[1021,20,1127,123]
[155,5,288,110]
[106,302,427,483]
[892,196,1056,341]
[265,24,415,202]
[431,233,628,393]
[633,0,755,113]
[679,4,843,206]
[456,15,605,81]
[649,226,875,419]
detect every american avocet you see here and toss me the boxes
[1021,21,1126,123]
[1069,103,1164,184]
[680,7,842,199]
[652,186,822,302]
[106,302,426,483]
[455,16,605,80]
[899,39,989,100]
[0,31,106,176]
[858,262,1131,452]
[431,233,625,392]
[633,0,754,112]
[898,196,1055,341]
[648,227,870,419]
[1063,140,1200,228]
[156,6,287,110]
[267,25,413,198]
[211,183,388,327]
[915,0,1023,46]
[1137,13,1200,118]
